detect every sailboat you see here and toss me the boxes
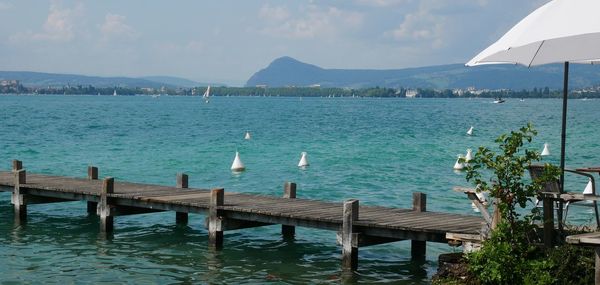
[113,89,117,96]
[203,86,210,103]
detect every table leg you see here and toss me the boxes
[594,247,600,284]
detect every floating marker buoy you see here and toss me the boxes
[298,152,309,167]
[465,149,473,162]
[453,155,465,170]
[231,151,245,172]
[584,178,594,195]
[541,143,550,156]
[466,126,474,136]
[244,131,251,140]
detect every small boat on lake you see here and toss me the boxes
[113,90,117,96]
[493,97,505,104]
[203,86,210,103]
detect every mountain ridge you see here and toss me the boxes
[0,71,218,88]
[246,56,600,90]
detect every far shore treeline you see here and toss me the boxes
[2,84,600,99]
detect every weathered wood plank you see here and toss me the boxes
[411,192,426,261]
[0,171,484,245]
[209,188,224,248]
[282,182,297,239]
[175,173,189,225]
[342,199,359,271]
[12,169,27,223]
[98,177,114,233]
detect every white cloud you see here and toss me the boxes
[386,10,445,48]
[99,13,138,42]
[384,0,495,49]
[259,4,290,22]
[9,1,83,43]
[258,4,363,39]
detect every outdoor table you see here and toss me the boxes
[566,232,600,284]
[576,167,600,176]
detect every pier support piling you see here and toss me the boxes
[282,182,297,239]
[97,177,114,233]
[543,197,555,248]
[411,192,427,261]
[11,164,27,224]
[342,199,359,271]
[175,173,189,225]
[208,188,224,249]
[87,166,99,214]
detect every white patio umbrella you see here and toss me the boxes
[466,0,600,192]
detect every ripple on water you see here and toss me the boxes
[1,96,600,283]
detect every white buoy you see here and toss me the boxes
[231,151,245,172]
[465,149,473,162]
[584,178,594,195]
[298,152,309,167]
[541,143,550,156]
[466,126,474,136]
[244,131,251,140]
[453,155,465,170]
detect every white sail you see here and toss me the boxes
[113,89,117,96]
[203,86,210,103]
[466,126,473,136]
[244,131,251,140]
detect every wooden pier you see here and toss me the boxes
[0,160,484,271]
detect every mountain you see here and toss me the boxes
[246,56,600,90]
[0,71,212,88]
[140,76,223,88]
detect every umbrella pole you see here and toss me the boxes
[558,61,569,232]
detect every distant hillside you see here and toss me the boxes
[140,76,224,88]
[0,71,215,88]
[246,56,600,90]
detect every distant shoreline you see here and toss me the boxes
[1,92,598,99]
[2,81,600,99]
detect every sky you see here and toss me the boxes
[0,0,549,86]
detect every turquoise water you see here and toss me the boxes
[1,95,599,284]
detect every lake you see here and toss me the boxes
[1,95,598,283]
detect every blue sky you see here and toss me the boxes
[0,0,548,86]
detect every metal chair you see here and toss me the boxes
[529,164,600,227]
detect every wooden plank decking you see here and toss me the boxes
[0,163,484,270]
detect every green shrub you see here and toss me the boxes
[463,124,562,284]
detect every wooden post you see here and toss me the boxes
[208,188,224,249]
[87,166,98,180]
[342,199,359,271]
[282,182,296,239]
[595,247,600,285]
[12,169,27,223]
[87,166,99,214]
[97,177,114,233]
[411,192,426,261]
[543,197,555,248]
[12,160,23,171]
[175,173,189,225]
